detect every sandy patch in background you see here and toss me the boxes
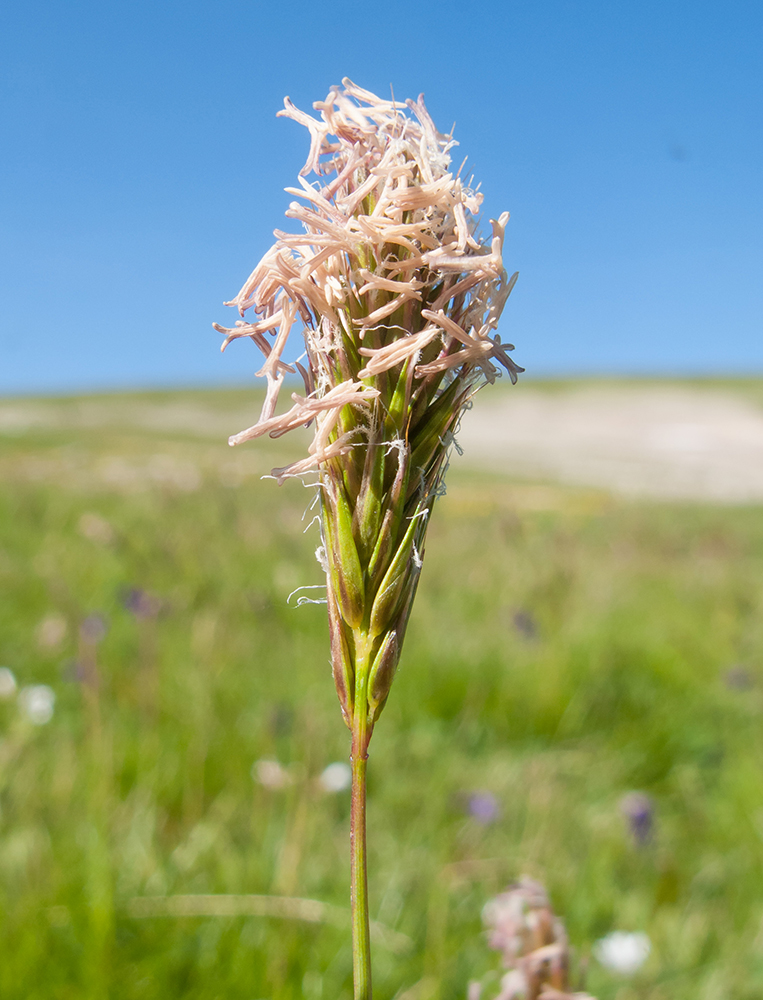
[2,384,763,503]
[456,385,763,503]
[0,398,255,438]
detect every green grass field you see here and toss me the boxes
[2,384,763,999]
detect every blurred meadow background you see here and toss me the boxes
[2,0,763,998]
[3,380,763,999]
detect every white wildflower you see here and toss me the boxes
[593,931,651,975]
[318,761,352,792]
[19,685,56,725]
[252,758,292,790]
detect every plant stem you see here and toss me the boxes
[350,643,372,1000]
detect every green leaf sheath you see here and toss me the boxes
[327,586,354,726]
[368,513,421,640]
[367,630,399,725]
[324,479,365,631]
[353,436,385,566]
[367,446,409,589]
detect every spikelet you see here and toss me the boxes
[471,878,596,1000]
[217,80,522,744]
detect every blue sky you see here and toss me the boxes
[1,0,761,394]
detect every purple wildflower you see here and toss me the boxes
[468,792,500,825]
[620,791,654,846]
[512,610,538,640]
[122,587,161,620]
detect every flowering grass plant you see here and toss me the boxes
[476,878,596,1000]
[216,79,521,998]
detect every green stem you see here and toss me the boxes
[351,641,372,1000]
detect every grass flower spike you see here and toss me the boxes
[217,79,522,999]
[475,878,596,1000]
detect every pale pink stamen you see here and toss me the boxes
[228,380,378,448]
[218,81,521,477]
[357,328,440,378]
[356,292,422,328]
